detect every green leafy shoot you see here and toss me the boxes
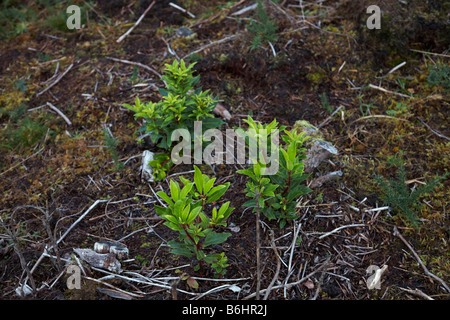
[124,59,224,180]
[155,166,233,277]
[237,116,311,228]
[246,0,278,50]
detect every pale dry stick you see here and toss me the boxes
[91,266,198,296]
[255,188,262,300]
[318,224,365,240]
[393,226,450,292]
[46,102,72,126]
[192,284,242,300]
[398,287,434,300]
[23,200,108,289]
[0,146,44,177]
[417,117,450,141]
[0,216,37,295]
[410,49,450,58]
[116,1,156,43]
[317,105,344,128]
[243,256,331,300]
[263,232,281,300]
[283,217,305,298]
[349,114,409,126]
[311,258,331,300]
[36,63,73,96]
[105,56,164,83]
[368,84,412,99]
[169,2,195,18]
[387,61,406,75]
[148,183,167,208]
[85,275,143,299]
[232,3,257,16]
[183,34,240,59]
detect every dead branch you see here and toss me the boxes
[116,1,156,43]
[105,56,163,82]
[393,226,450,292]
[37,63,73,96]
[263,231,281,300]
[398,287,434,300]
[46,102,72,126]
[417,117,450,141]
[243,256,331,300]
[318,224,365,240]
[368,84,412,99]
[183,34,240,59]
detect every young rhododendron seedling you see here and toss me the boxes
[123,59,224,180]
[238,116,311,228]
[155,166,233,277]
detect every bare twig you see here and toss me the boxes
[46,102,72,126]
[394,226,450,292]
[349,114,409,126]
[409,49,450,58]
[169,2,195,18]
[182,34,240,59]
[23,200,108,289]
[263,232,281,300]
[318,224,365,240]
[116,1,156,43]
[105,56,163,82]
[255,188,261,300]
[243,256,331,300]
[37,63,73,96]
[398,287,434,300]
[368,84,412,99]
[417,117,450,141]
[317,105,344,128]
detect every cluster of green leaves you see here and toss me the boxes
[246,0,278,50]
[124,59,223,180]
[237,116,311,228]
[374,165,448,227]
[386,102,408,117]
[155,166,233,277]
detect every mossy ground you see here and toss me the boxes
[0,0,448,300]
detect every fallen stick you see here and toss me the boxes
[417,117,450,141]
[398,287,434,300]
[317,105,344,128]
[116,1,155,43]
[105,56,163,82]
[24,200,108,287]
[368,84,412,99]
[410,49,450,58]
[37,63,73,96]
[243,256,331,300]
[318,224,365,240]
[183,34,240,59]
[169,2,195,18]
[394,226,450,292]
[46,102,72,126]
[263,232,281,300]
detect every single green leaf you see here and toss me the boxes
[203,231,231,247]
